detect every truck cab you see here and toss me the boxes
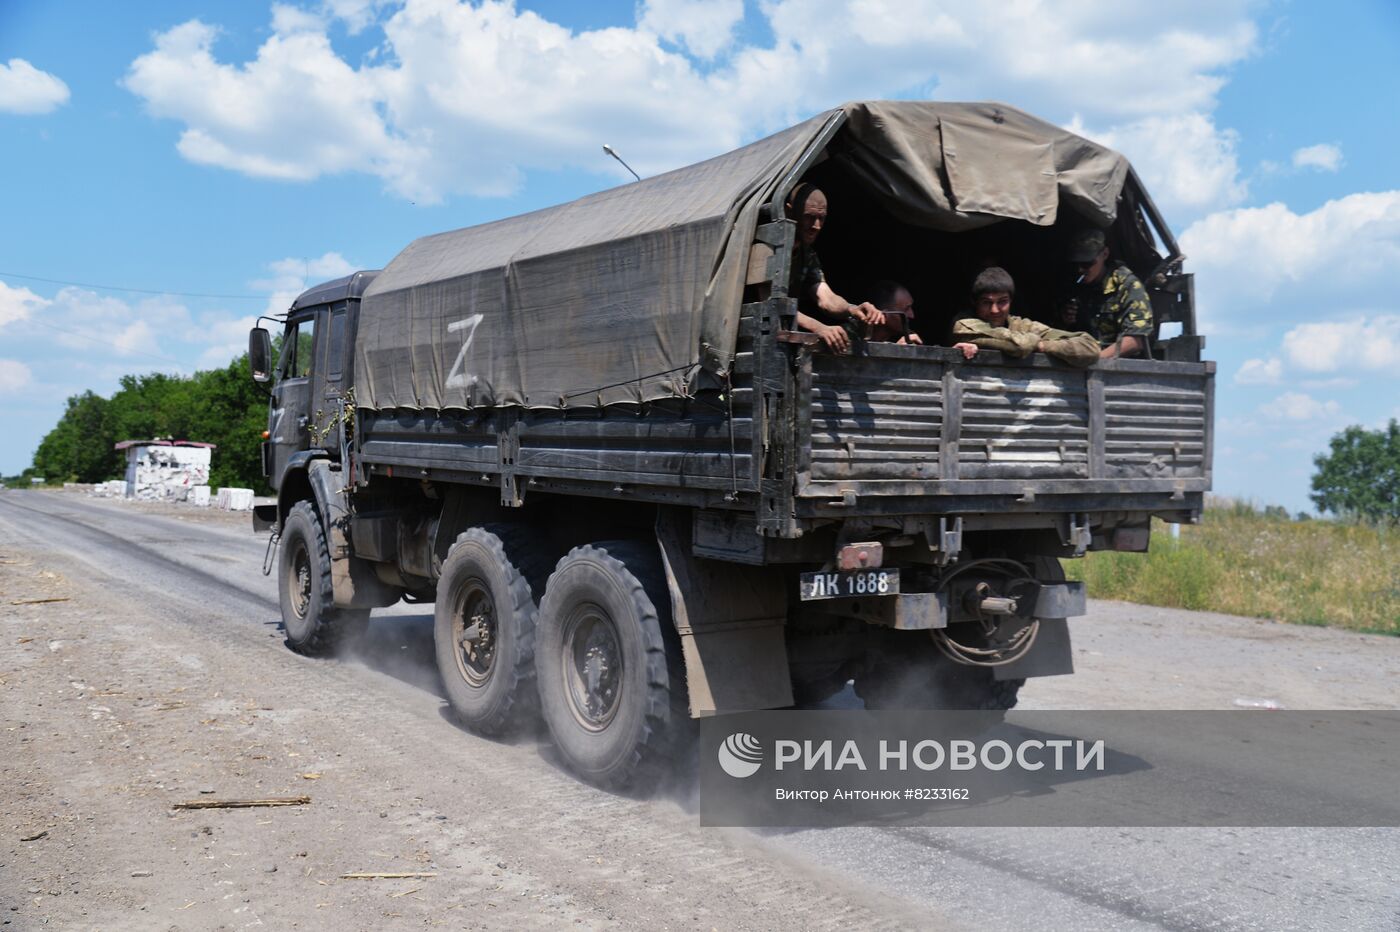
[252,271,378,497]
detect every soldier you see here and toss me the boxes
[1068,228,1153,358]
[951,267,1099,367]
[868,280,923,345]
[784,183,884,353]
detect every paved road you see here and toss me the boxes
[2,490,1398,931]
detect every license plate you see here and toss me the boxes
[799,569,900,601]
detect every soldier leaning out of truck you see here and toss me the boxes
[951,266,1101,368]
[786,183,886,353]
[1067,228,1154,358]
[867,279,924,345]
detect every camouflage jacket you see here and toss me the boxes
[1082,264,1153,348]
[952,316,1100,368]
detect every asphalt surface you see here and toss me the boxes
[2,489,1398,931]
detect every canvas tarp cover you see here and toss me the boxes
[356,101,1135,412]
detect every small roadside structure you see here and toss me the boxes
[114,440,215,501]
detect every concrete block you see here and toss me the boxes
[217,488,254,511]
[191,485,211,507]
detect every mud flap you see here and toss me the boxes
[986,581,1083,680]
[991,617,1074,680]
[306,459,401,610]
[655,508,793,716]
[252,503,277,533]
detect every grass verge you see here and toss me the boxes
[1063,501,1400,636]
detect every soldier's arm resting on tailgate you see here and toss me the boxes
[797,310,851,353]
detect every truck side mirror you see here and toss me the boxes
[249,327,273,383]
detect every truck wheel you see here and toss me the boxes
[535,541,688,792]
[279,501,370,656]
[434,525,552,736]
[854,637,1022,711]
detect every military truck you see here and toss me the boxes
[249,101,1212,790]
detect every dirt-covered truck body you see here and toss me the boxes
[250,101,1212,789]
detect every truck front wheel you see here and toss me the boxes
[535,541,688,792]
[434,525,551,736]
[279,501,369,656]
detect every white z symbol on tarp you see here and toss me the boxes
[445,314,484,389]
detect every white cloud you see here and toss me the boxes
[42,288,191,361]
[0,360,32,392]
[753,1,1257,123]
[1074,112,1246,212]
[271,3,328,34]
[0,59,70,115]
[123,1,1259,203]
[250,251,358,316]
[197,313,263,368]
[1280,316,1400,374]
[0,280,51,328]
[1260,391,1340,422]
[322,0,393,33]
[640,0,744,59]
[1292,142,1343,173]
[124,20,417,188]
[1235,357,1282,385]
[1181,191,1400,303]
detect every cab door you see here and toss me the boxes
[267,311,322,489]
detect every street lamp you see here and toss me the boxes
[602,144,641,182]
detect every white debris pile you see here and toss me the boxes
[216,488,254,511]
[90,480,128,498]
[115,440,215,501]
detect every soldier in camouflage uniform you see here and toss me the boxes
[1068,228,1153,359]
[784,184,884,353]
[951,267,1100,368]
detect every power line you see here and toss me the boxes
[0,270,266,301]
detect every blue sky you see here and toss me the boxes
[2,0,1398,511]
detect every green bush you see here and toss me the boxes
[1066,502,1400,635]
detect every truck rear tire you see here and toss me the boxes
[434,525,552,736]
[535,541,688,792]
[279,501,370,656]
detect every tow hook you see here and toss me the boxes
[965,581,1017,616]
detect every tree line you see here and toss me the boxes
[22,354,269,494]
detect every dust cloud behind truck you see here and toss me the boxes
[247,100,1212,790]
